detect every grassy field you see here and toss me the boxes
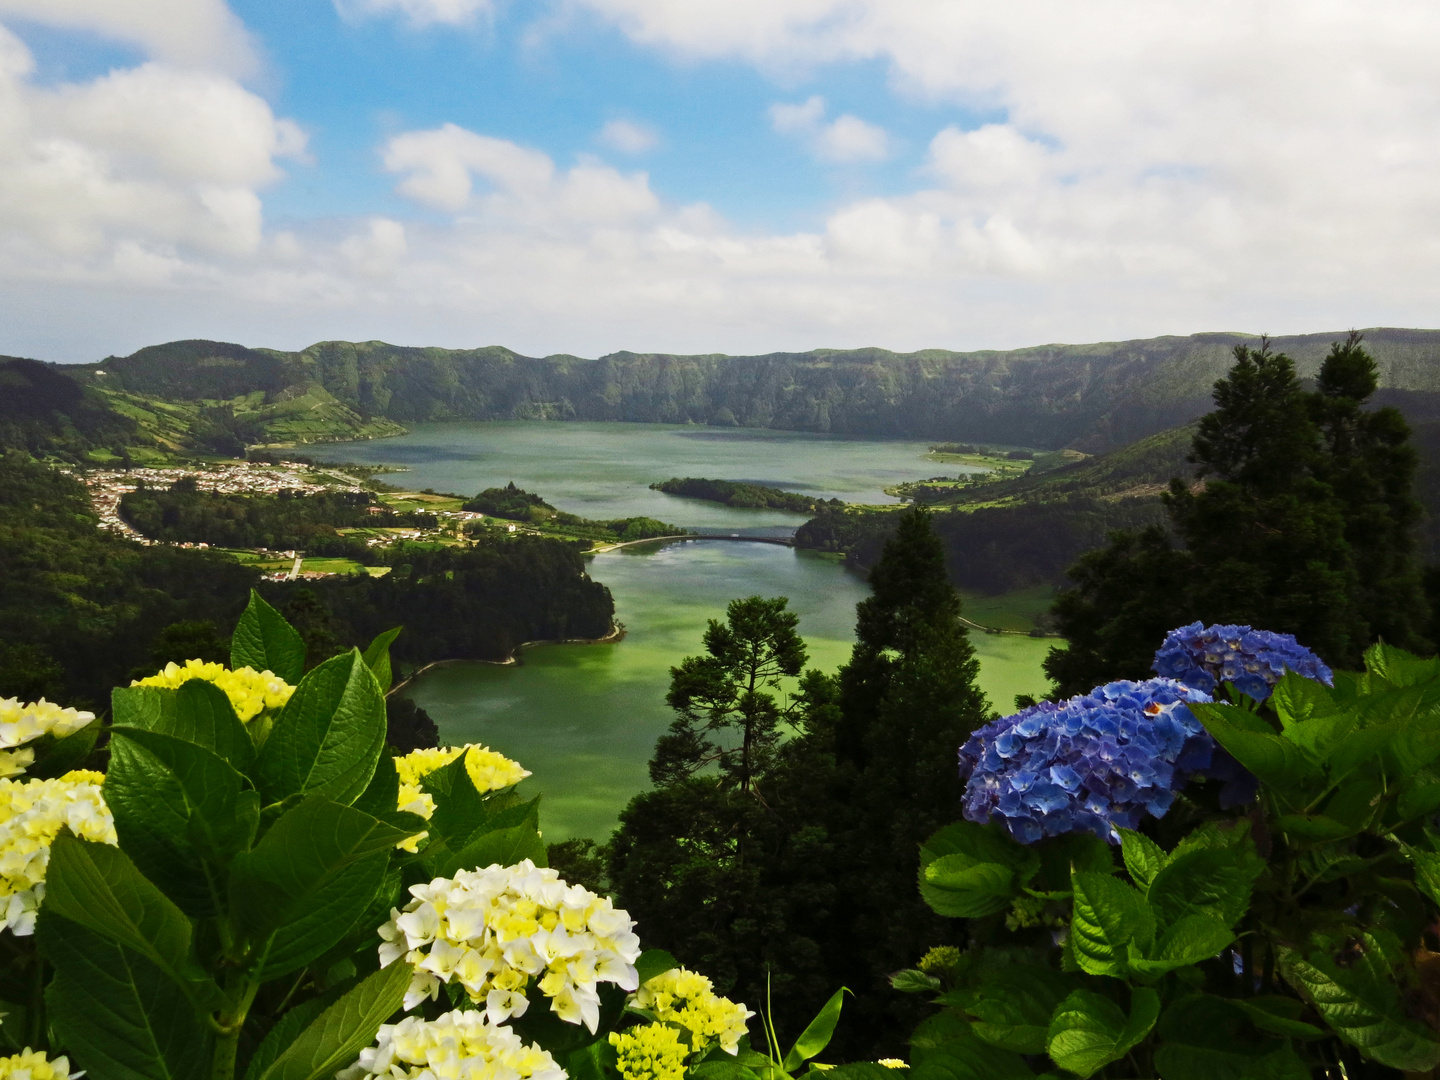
[957,584,1058,632]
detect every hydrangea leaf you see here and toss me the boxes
[240,995,330,1080]
[359,626,403,694]
[245,961,411,1080]
[172,678,255,770]
[434,821,547,879]
[40,913,213,1080]
[231,589,306,686]
[1277,934,1440,1072]
[40,834,223,1010]
[919,822,1037,919]
[1229,997,1327,1041]
[1033,833,1113,895]
[1116,829,1168,891]
[907,1036,1034,1080]
[1147,846,1262,928]
[1068,872,1154,977]
[819,1066,902,1080]
[1188,702,1321,803]
[921,855,1016,918]
[944,964,1077,1055]
[421,749,499,845]
[1277,814,1359,843]
[111,684,178,732]
[21,719,101,780]
[1270,671,1342,730]
[1399,843,1440,909]
[1362,643,1440,688]
[252,649,386,807]
[229,796,411,976]
[1127,914,1234,980]
[103,733,225,917]
[634,949,679,986]
[1045,988,1158,1079]
[1152,993,1295,1080]
[907,1006,974,1066]
[1395,770,1440,822]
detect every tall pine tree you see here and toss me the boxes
[1045,335,1427,696]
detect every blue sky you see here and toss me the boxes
[0,1,1436,361]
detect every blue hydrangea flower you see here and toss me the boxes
[1153,622,1332,701]
[958,678,1214,844]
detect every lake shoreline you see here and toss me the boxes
[389,620,627,696]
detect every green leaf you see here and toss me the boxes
[909,1037,1034,1080]
[1277,814,1357,843]
[1068,871,1154,977]
[946,964,1077,1055]
[783,988,848,1070]
[565,1040,620,1080]
[232,589,306,685]
[1189,702,1322,804]
[1128,915,1235,980]
[245,961,410,1080]
[1363,642,1440,687]
[1045,988,1158,1079]
[1401,842,1440,908]
[41,835,221,1009]
[361,626,403,694]
[921,856,1016,919]
[634,949,678,986]
[1147,844,1261,929]
[23,719,100,779]
[1230,997,1327,1041]
[891,970,943,994]
[419,751,509,847]
[230,797,411,978]
[252,649,386,807]
[431,819,546,879]
[908,1010,973,1065]
[40,913,211,1080]
[1270,671,1341,729]
[111,727,258,861]
[354,751,401,819]
[1277,934,1440,1072]
[1117,829,1168,891]
[1152,994,1290,1080]
[1395,771,1440,822]
[172,679,255,770]
[823,1066,904,1080]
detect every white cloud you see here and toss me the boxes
[0,0,256,75]
[333,0,492,27]
[597,118,657,154]
[769,95,889,162]
[0,23,304,261]
[383,122,659,225]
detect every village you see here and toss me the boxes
[64,459,506,579]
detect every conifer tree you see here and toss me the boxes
[1045,335,1428,695]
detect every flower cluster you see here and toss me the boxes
[343,1009,563,1080]
[632,967,753,1056]
[131,659,295,722]
[0,771,115,935]
[610,1023,688,1080]
[395,745,532,796]
[0,1048,79,1079]
[958,679,1215,844]
[378,859,641,1030]
[1153,622,1333,702]
[0,698,94,779]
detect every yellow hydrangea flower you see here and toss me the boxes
[610,1023,688,1080]
[917,946,961,977]
[878,1060,909,1069]
[394,782,436,853]
[132,659,294,722]
[349,1008,563,1080]
[0,1048,79,1079]
[394,744,531,794]
[633,968,753,1055]
[0,697,95,779]
[0,774,116,936]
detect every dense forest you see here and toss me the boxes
[650,477,839,514]
[63,328,1440,453]
[118,479,435,555]
[263,537,615,668]
[0,453,616,706]
[464,481,684,543]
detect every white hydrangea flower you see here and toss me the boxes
[378,859,642,1030]
[0,698,94,779]
[0,1047,82,1079]
[0,771,116,936]
[344,1008,564,1080]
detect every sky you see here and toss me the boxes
[1,1,1439,362]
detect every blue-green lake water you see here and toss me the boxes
[311,422,1053,840]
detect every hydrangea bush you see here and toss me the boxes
[0,592,859,1080]
[903,623,1440,1080]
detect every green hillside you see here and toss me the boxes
[65,327,1440,453]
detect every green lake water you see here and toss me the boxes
[311,423,1054,840]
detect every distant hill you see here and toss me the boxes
[0,356,138,458]
[62,327,1440,453]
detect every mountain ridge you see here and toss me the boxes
[51,326,1440,452]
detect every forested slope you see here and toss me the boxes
[67,327,1440,453]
